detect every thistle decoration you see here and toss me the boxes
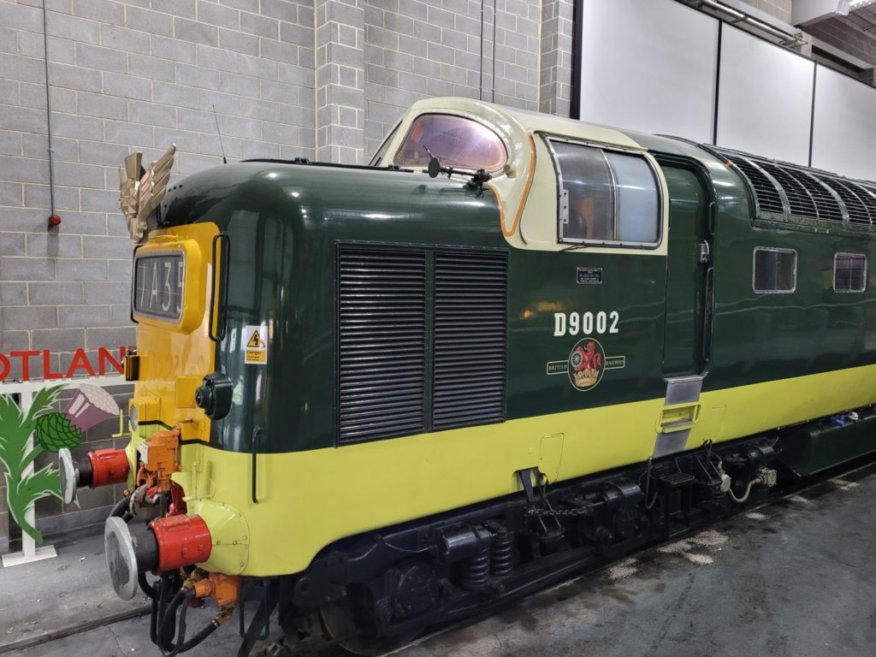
[0,385,70,543]
[0,383,119,543]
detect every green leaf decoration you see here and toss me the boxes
[20,463,62,502]
[0,386,70,544]
[24,384,65,426]
[35,412,84,452]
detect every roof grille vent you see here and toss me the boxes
[819,178,872,225]
[854,184,876,223]
[755,162,818,218]
[723,154,785,215]
[794,170,844,222]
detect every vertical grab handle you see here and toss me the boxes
[702,265,715,368]
[129,243,144,324]
[209,233,230,342]
[251,425,261,504]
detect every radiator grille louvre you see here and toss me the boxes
[820,178,872,225]
[338,249,426,444]
[756,162,818,218]
[854,183,876,222]
[717,147,871,224]
[794,171,844,221]
[432,251,508,431]
[723,155,785,215]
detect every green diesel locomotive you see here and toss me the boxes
[63,97,876,655]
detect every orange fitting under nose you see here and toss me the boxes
[193,573,241,607]
[140,427,180,492]
[88,449,130,488]
[150,514,212,573]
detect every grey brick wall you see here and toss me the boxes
[316,0,365,163]
[362,0,542,158]
[539,0,575,117]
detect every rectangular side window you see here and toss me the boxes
[549,139,661,248]
[834,253,867,293]
[753,247,797,294]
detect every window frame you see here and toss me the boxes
[752,246,798,295]
[368,121,401,167]
[545,136,663,250]
[833,252,867,294]
[391,112,508,173]
[132,249,186,322]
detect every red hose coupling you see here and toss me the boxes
[88,448,130,488]
[150,514,212,572]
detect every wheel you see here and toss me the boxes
[320,587,416,656]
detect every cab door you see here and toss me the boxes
[652,158,714,457]
[660,160,714,376]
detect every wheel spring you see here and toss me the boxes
[460,548,491,590]
[490,529,514,576]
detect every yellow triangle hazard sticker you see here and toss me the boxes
[244,324,268,365]
[247,329,265,349]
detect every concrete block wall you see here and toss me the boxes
[539,0,574,117]
[316,0,365,163]
[362,0,542,158]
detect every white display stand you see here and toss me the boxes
[1,375,130,568]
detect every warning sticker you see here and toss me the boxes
[244,324,268,365]
[247,330,266,349]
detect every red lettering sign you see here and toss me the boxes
[0,347,127,382]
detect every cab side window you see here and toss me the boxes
[550,140,660,247]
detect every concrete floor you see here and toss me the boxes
[1,463,874,657]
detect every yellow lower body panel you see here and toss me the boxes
[174,363,876,577]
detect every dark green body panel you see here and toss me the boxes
[632,133,876,390]
[706,192,876,392]
[161,142,876,454]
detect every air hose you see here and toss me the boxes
[109,494,131,521]
[155,583,223,656]
[151,575,179,648]
[728,479,755,504]
[139,571,157,600]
